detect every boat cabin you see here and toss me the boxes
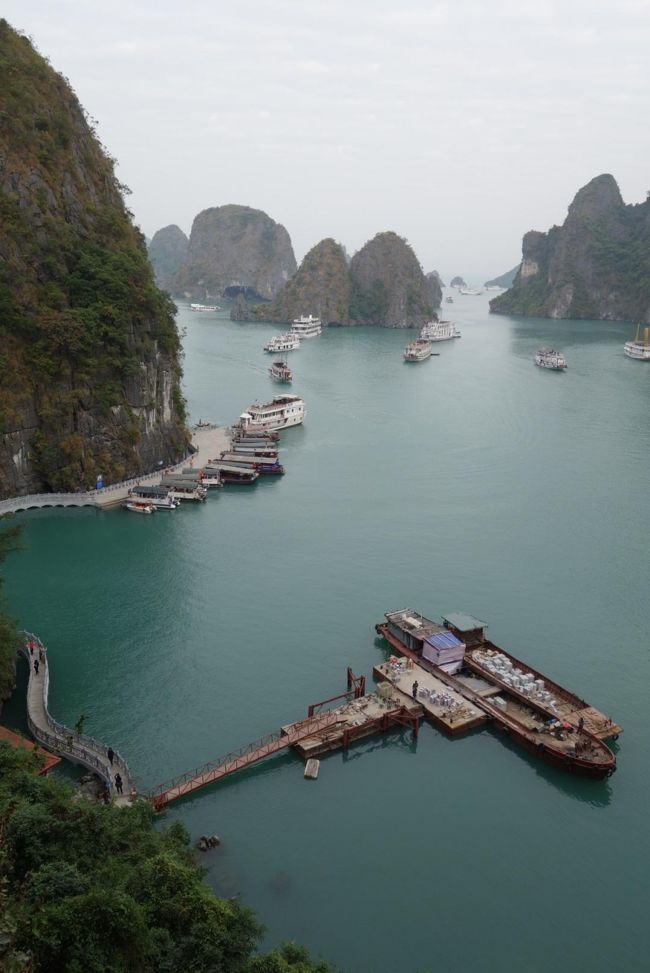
[442,612,487,646]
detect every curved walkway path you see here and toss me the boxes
[0,424,230,516]
[20,632,133,804]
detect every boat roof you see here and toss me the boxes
[207,462,257,475]
[131,485,170,496]
[425,630,465,650]
[442,611,487,632]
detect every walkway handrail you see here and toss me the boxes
[0,446,196,516]
[19,632,132,790]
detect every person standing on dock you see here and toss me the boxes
[33,659,39,675]
[115,773,123,795]
[412,680,419,699]
[107,747,115,765]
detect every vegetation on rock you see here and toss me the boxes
[148,225,189,291]
[242,239,350,325]
[484,265,519,288]
[0,20,188,498]
[0,743,336,972]
[450,276,466,288]
[349,232,437,327]
[243,232,437,328]
[490,174,650,322]
[173,205,296,301]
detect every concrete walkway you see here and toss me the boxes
[0,424,231,515]
[20,633,133,805]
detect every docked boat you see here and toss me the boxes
[128,485,177,509]
[181,468,222,488]
[239,395,305,432]
[291,314,322,338]
[269,359,293,382]
[264,333,300,353]
[231,443,279,458]
[375,608,618,779]
[204,461,259,484]
[122,500,155,514]
[218,452,285,475]
[420,319,461,341]
[403,339,433,362]
[535,348,567,370]
[624,325,650,360]
[232,429,280,445]
[159,477,208,501]
[190,303,221,312]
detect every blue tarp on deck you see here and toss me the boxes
[424,631,464,651]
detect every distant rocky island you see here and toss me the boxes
[0,21,188,498]
[169,204,296,301]
[484,266,519,289]
[148,224,189,290]
[450,276,467,288]
[490,174,650,322]
[235,231,440,328]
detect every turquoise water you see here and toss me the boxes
[5,294,650,972]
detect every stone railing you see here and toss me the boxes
[20,632,132,793]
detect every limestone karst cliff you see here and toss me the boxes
[0,20,188,497]
[349,232,438,327]
[173,204,296,301]
[484,265,519,289]
[148,224,189,290]
[238,238,351,324]
[235,232,439,327]
[490,174,650,321]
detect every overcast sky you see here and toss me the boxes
[3,0,649,281]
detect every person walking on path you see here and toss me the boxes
[33,659,39,675]
[412,680,419,699]
[107,747,115,765]
[38,648,45,664]
[114,773,123,795]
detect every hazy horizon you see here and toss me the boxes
[3,0,649,282]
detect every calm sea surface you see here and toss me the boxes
[5,293,650,972]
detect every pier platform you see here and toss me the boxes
[374,662,486,734]
[286,692,423,759]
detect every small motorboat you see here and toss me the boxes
[122,500,155,514]
[269,359,293,382]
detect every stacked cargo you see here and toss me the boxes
[474,650,559,710]
[422,631,466,674]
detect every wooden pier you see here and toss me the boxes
[148,669,422,810]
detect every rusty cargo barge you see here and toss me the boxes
[376,609,620,779]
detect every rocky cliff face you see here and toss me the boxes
[450,276,466,288]
[426,271,444,303]
[490,174,650,322]
[349,232,437,327]
[148,224,188,290]
[0,20,188,498]
[484,265,519,288]
[237,232,438,328]
[240,238,350,325]
[174,205,296,301]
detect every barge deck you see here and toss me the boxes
[373,661,486,734]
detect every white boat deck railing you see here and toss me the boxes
[19,632,132,793]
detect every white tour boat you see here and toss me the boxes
[624,325,650,360]
[190,302,221,312]
[240,395,306,431]
[535,348,567,370]
[420,319,461,341]
[458,287,483,296]
[268,359,293,382]
[291,314,322,338]
[122,500,155,514]
[403,339,433,362]
[264,333,301,353]
[129,485,177,509]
